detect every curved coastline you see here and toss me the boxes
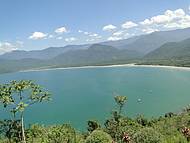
[19,63,190,73]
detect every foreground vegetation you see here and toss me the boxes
[0,80,190,143]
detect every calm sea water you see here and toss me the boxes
[0,66,190,130]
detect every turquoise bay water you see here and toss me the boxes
[0,66,190,130]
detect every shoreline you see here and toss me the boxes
[19,63,190,73]
[19,64,136,73]
[131,64,190,70]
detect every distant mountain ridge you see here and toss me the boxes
[144,38,190,59]
[104,28,190,54]
[50,44,141,66]
[1,27,190,73]
[0,44,140,73]
[0,44,90,60]
[140,38,190,67]
[1,27,190,60]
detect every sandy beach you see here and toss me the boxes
[130,64,190,71]
[19,63,190,73]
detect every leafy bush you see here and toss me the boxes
[85,130,113,143]
[136,115,149,126]
[162,134,188,143]
[26,124,79,143]
[26,124,47,142]
[133,127,163,143]
[105,116,142,142]
[0,120,22,142]
[46,124,76,143]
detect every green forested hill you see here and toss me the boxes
[140,38,190,67]
[0,44,140,74]
[51,44,141,66]
[145,38,190,59]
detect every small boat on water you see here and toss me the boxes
[137,98,142,102]
[149,90,153,93]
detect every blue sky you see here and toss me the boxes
[0,0,190,53]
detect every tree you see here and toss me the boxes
[105,95,127,142]
[87,120,100,133]
[114,95,127,115]
[0,80,51,143]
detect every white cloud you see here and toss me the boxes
[96,35,102,39]
[86,33,102,42]
[122,21,138,29]
[16,41,24,45]
[29,32,47,40]
[48,35,54,38]
[142,28,159,34]
[89,33,102,38]
[65,37,77,42]
[86,39,95,42]
[78,30,89,35]
[56,37,63,40]
[78,31,102,39]
[140,13,167,25]
[89,33,98,37]
[107,36,122,41]
[0,42,17,55]
[15,41,24,48]
[124,33,130,37]
[113,31,124,36]
[55,27,67,34]
[164,14,190,29]
[140,19,153,25]
[103,24,117,31]
[140,9,190,29]
[79,30,91,35]
[150,15,170,24]
[84,32,89,35]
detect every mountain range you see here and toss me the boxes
[1,27,190,73]
[145,38,190,59]
[140,38,190,67]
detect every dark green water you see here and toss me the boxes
[0,66,190,130]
